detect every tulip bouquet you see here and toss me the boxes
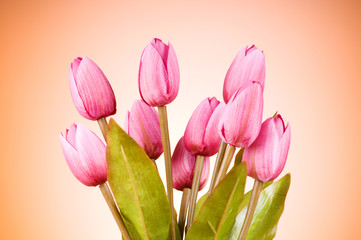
[60,39,291,240]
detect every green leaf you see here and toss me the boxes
[194,192,208,218]
[107,119,171,240]
[234,148,244,166]
[229,174,291,240]
[186,163,247,240]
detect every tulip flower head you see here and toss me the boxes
[184,98,226,156]
[59,123,107,187]
[243,114,291,182]
[223,45,265,103]
[124,100,163,160]
[219,82,263,148]
[172,137,210,191]
[69,57,116,120]
[138,38,180,107]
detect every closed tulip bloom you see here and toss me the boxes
[138,38,180,107]
[243,114,291,182]
[69,57,116,120]
[219,82,263,148]
[184,98,226,156]
[59,123,107,187]
[124,100,163,160]
[172,137,210,191]
[223,45,265,103]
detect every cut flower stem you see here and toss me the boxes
[97,117,108,140]
[99,183,131,240]
[209,140,227,193]
[178,187,191,239]
[213,144,236,188]
[238,180,263,240]
[186,155,205,231]
[158,106,176,240]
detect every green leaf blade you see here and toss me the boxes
[186,163,248,240]
[107,119,171,240]
[229,174,291,240]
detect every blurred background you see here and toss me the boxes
[1,0,360,239]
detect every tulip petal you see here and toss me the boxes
[60,134,94,186]
[219,83,263,148]
[243,118,280,182]
[65,124,77,147]
[184,98,220,155]
[127,100,163,159]
[274,114,285,138]
[172,137,195,190]
[75,57,116,120]
[203,101,226,156]
[151,38,169,65]
[166,42,180,102]
[69,60,88,118]
[139,44,169,106]
[223,45,265,103]
[75,124,107,186]
[172,137,210,191]
[273,123,291,178]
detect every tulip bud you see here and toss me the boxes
[223,45,265,103]
[138,38,180,107]
[172,137,210,191]
[242,114,291,182]
[219,82,263,148]
[124,100,163,160]
[59,123,107,186]
[184,98,226,156]
[69,57,116,120]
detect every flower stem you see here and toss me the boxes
[99,183,131,240]
[238,180,263,240]
[213,144,236,188]
[186,155,205,231]
[208,140,227,193]
[178,187,191,239]
[97,117,108,140]
[158,106,176,240]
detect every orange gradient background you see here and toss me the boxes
[1,0,360,239]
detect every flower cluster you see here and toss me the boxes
[59,39,291,240]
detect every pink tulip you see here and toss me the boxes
[184,98,226,156]
[172,137,210,191]
[243,114,291,182]
[59,123,107,186]
[124,100,163,160]
[138,38,180,107]
[219,82,263,148]
[69,57,116,120]
[223,45,265,103]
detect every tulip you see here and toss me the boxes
[172,137,210,191]
[59,123,107,186]
[69,57,116,120]
[124,99,163,160]
[243,114,291,182]
[219,82,263,148]
[184,98,226,156]
[138,38,180,107]
[223,45,265,103]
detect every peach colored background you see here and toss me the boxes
[1,0,361,239]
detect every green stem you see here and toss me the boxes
[158,106,176,240]
[186,155,205,231]
[238,180,263,240]
[99,183,131,240]
[208,140,227,193]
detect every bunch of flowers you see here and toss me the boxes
[60,39,291,240]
